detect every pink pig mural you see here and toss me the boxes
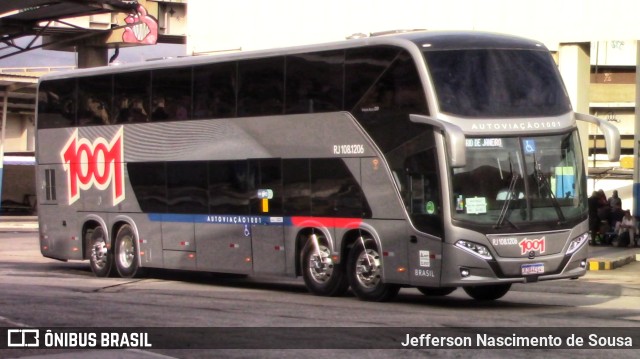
[122,5,158,45]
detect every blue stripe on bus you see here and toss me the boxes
[147,213,289,226]
[146,214,364,229]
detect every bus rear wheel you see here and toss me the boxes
[88,226,112,277]
[463,284,511,301]
[301,236,349,296]
[347,237,399,302]
[114,224,141,278]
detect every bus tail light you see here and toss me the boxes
[567,232,589,255]
[455,240,493,260]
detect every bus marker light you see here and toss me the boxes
[72,247,79,252]
[230,243,239,248]
[397,267,406,273]
[140,251,145,256]
[245,257,251,262]
[139,239,147,244]
[188,253,195,259]
[332,255,339,262]
[43,246,48,250]
[274,246,284,251]
[180,241,190,246]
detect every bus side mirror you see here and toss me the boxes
[574,112,621,162]
[410,114,466,167]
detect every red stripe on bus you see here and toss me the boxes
[291,217,362,229]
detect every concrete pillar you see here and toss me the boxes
[77,45,108,68]
[557,43,591,177]
[634,41,640,216]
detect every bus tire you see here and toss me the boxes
[114,224,142,278]
[88,226,113,277]
[301,238,349,296]
[463,284,511,301]
[417,287,457,296]
[347,237,399,302]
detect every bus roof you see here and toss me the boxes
[39,30,546,82]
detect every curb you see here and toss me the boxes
[587,254,637,270]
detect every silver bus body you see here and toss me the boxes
[36,31,620,301]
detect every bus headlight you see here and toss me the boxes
[567,232,589,255]
[455,240,493,260]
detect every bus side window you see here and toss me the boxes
[238,57,284,117]
[249,159,283,216]
[283,159,311,216]
[310,158,371,218]
[127,162,168,213]
[193,62,237,119]
[346,48,429,154]
[37,79,77,129]
[78,75,112,126]
[152,67,192,121]
[285,51,344,114]
[404,149,440,215]
[209,161,252,215]
[114,71,150,123]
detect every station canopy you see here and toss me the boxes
[0,1,140,116]
[0,0,139,60]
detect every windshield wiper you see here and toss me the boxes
[534,166,566,224]
[495,173,520,229]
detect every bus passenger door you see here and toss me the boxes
[250,159,286,275]
[401,148,444,287]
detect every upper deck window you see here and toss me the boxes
[424,49,571,118]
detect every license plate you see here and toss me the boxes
[521,263,544,275]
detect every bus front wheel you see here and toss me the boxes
[88,226,112,277]
[347,237,399,302]
[301,236,349,296]
[114,224,141,278]
[463,284,511,301]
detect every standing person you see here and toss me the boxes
[615,210,636,247]
[608,190,622,209]
[608,190,624,228]
[596,189,611,235]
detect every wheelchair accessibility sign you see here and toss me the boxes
[524,139,536,154]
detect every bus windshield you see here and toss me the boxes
[451,131,585,228]
[424,49,571,118]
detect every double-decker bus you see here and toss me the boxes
[36,31,620,301]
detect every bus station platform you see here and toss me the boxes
[0,215,38,232]
[1,216,638,270]
[587,245,640,271]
